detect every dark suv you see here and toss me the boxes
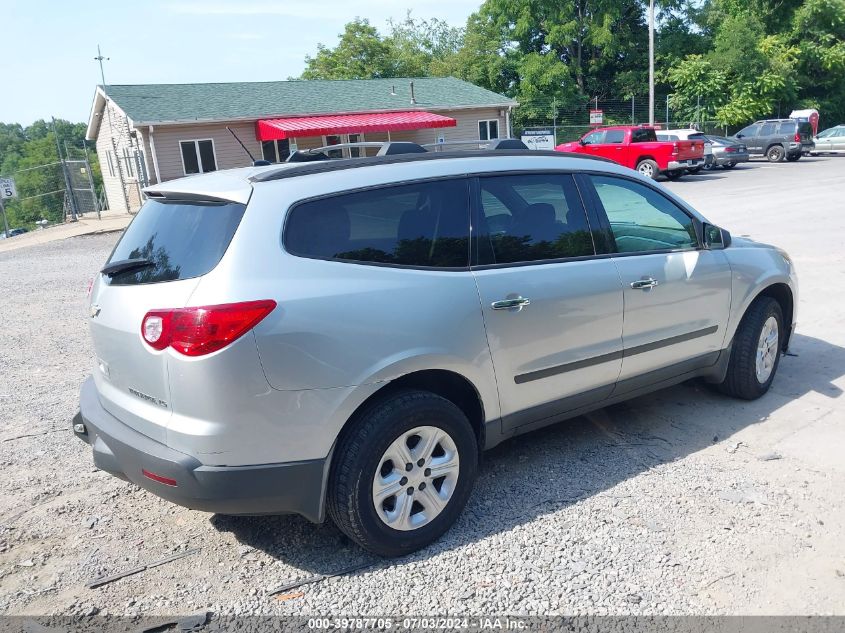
[733,119,814,162]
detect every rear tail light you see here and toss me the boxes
[794,132,801,143]
[672,142,679,156]
[724,146,736,153]
[141,300,277,356]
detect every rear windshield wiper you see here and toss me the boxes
[101,258,155,277]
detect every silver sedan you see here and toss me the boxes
[705,136,751,169]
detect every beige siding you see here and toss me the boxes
[145,107,509,181]
[151,122,261,182]
[95,101,146,212]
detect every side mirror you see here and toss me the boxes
[736,134,744,139]
[578,138,587,145]
[703,223,731,249]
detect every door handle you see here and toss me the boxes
[491,297,531,310]
[630,277,659,290]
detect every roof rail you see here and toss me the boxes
[285,141,426,163]
[422,139,529,151]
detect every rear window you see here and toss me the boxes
[284,179,470,268]
[106,199,246,285]
[688,133,707,141]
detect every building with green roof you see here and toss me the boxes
[85,77,517,212]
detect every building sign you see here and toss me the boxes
[589,110,604,126]
[0,177,17,200]
[520,128,555,151]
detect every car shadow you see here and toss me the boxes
[211,332,844,575]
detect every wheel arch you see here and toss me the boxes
[756,282,794,351]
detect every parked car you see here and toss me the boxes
[555,125,705,180]
[704,136,751,169]
[733,119,814,162]
[810,125,845,155]
[655,129,713,172]
[2,227,28,238]
[73,144,797,556]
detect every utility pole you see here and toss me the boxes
[649,0,655,125]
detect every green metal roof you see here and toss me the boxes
[101,77,516,124]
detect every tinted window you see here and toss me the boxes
[605,130,625,143]
[106,199,246,285]
[476,174,595,264]
[759,123,777,136]
[777,121,796,135]
[688,133,707,141]
[632,128,657,142]
[737,125,760,138]
[285,179,469,268]
[589,176,697,253]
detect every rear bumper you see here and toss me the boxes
[666,158,704,171]
[73,376,327,522]
[715,152,750,165]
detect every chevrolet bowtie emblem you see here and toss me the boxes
[90,304,101,318]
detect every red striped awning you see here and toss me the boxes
[256,111,457,141]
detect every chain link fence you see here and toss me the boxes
[514,95,739,145]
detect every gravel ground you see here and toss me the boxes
[1,158,844,619]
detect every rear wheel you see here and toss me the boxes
[327,389,478,557]
[688,166,703,174]
[786,153,801,162]
[664,169,684,180]
[766,145,785,162]
[722,162,736,169]
[636,159,659,180]
[717,297,783,400]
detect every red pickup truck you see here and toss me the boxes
[555,125,705,180]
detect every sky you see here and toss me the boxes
[0,0,482,126]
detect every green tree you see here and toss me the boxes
[301,19,396,79]
[792,0,845,123]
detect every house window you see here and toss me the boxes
[262,139,290,163]
[122,147,136,178]
[322,134,366,158]
[180,139,217,175]
[478,119,500,141]
[105,151,115,177]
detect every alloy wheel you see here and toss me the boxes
[755,316,779,383]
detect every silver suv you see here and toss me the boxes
[74,145,797,556]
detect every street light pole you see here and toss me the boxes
[649,0,655,125]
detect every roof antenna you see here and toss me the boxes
[226,126,266,165]
[410,81,416,105]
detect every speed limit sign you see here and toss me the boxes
[0,177,16,200]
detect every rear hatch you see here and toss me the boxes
[88,196,247,442]
[796,121,814,146]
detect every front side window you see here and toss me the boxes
[478,120,500,141]
[285,179,470,268]
[737,125,760,138]
[180,140,217,175]
[582,130,606,145]
[476,174,595,265]
[589,175,697,253]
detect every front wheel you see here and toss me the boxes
[664,169,684,180]
[327,390,478,557]
[717,297,784,400]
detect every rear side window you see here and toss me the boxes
[107,199,246,285]
[284,179,470,268]
[777,121,796,135]
[476,174,595,265]
[605,130,625,143]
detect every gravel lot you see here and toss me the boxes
[1,157,844,619]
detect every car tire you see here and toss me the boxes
[703,162,715,171]
[688,166,703,174]
[722,162,736,169]
[786,153,801,162]
[664,169,683,180]
[717,297,784,400]
[327,389,478,557]
[766,145,785,162]
[636,159,659,180]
